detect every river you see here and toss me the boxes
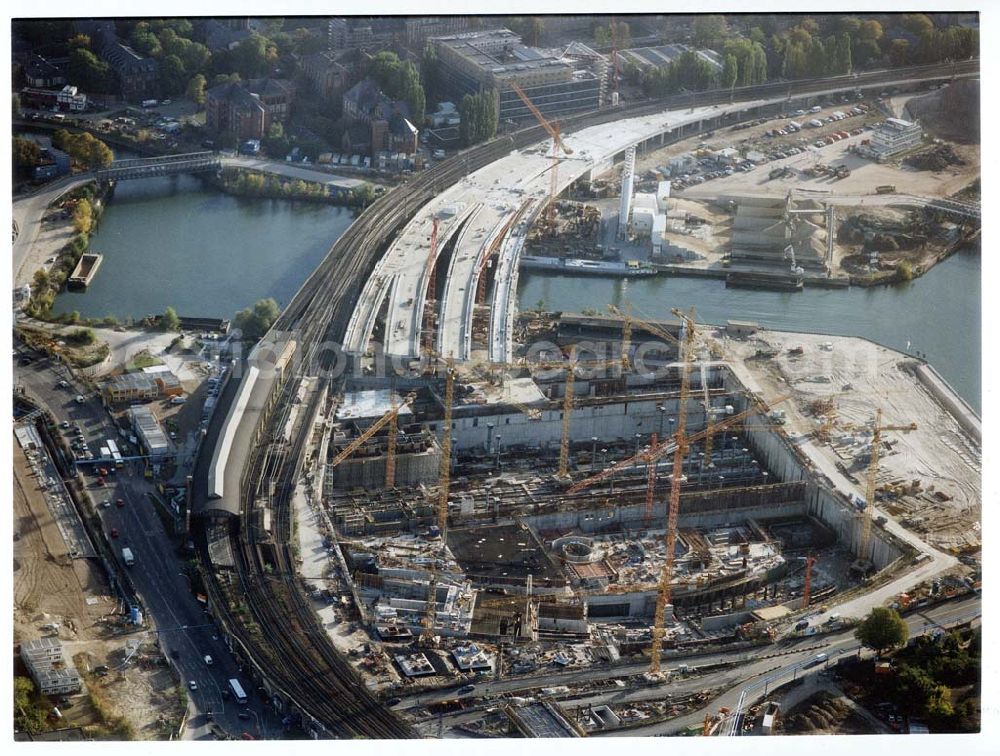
[518,248,981,412]
[53,172,354,325]
[48,166,979,412]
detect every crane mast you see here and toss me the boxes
[649,307,696,674]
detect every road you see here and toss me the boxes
[398,596,979,737]
[12,174,91,288]
[13,350,280,740]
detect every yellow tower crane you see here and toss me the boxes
[424,355,456,640]
[857,409,916,570]
[509,81,574,229]
[329,393,417,469]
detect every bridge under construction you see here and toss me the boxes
[190,60,981,739]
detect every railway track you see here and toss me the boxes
[196,59,978,738]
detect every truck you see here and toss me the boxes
[122,547,135,566]
[142,99,158,109]
[876,185,897,194]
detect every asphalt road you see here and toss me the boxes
[12,173,90,288]
[401,595,979,738]
[13,350,281,740]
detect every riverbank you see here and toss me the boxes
[201,167,375,209]
[50,170,355,323]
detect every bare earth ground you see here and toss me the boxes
[13,442,185,738]
[725,330,981,555]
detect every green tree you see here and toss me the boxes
[888,39,911,67]
[233,297,280,342]
[159,54,187,96]
[13,136,41,179]
[902,13,935,37]
[186,73,207,106]
[68,47,112,92]
[722,54,739,90]
[162,306,180,331]
[693,15,729,47]
[527,17,545,47]
[232,34,277,78]
[856,607,909,656]
[14,676,47,734]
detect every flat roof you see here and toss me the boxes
[337,389,413,423]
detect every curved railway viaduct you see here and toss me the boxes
[190,60,978,738]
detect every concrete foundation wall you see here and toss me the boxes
[332,448,441,489]
[805,482,903,569]
[523,499,806,535]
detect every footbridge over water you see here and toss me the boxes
[95,152,221,181]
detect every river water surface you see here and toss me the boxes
[53,172,354,325]
[518,249,981,412]
[50,168,979,412]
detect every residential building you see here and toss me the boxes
[202,18,253,51]
[869,117,923,159]
[100,42,158,101]
[24,55,67,88]
[342,78,419,157]
[21,638,82,697]
[328,17,402,51]
[403,17,471,45]
[206,78,295,140]
[103,373,160,404]
[128,405,173,462]
[431,29,603,125]
[299,50,350,99]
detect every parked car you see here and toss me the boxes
[116,498,124,508]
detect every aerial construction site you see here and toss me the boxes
[183,46,980,742]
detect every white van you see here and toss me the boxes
[204,655,213,666]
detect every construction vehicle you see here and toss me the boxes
[875,185,897,194]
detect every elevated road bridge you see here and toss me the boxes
[95,152,220,182]
[343,60,979,368]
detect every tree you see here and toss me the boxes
[232,34,277,78]
[693,15,729,47]
[527,17,545,47]
[888,39,911,67]
[233,297,280,342]
[162,306,180,331]
[186,73,207,106]
[902,13,935,37]
[68,47,112,92]
[14,676,47,734]
[859,19,884,42]
[856,607,909,656]
[72,199,93,236]
[722,54,739,90]
[68,33,91,51]
[13,136,41,179]
[159,54,187,96]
